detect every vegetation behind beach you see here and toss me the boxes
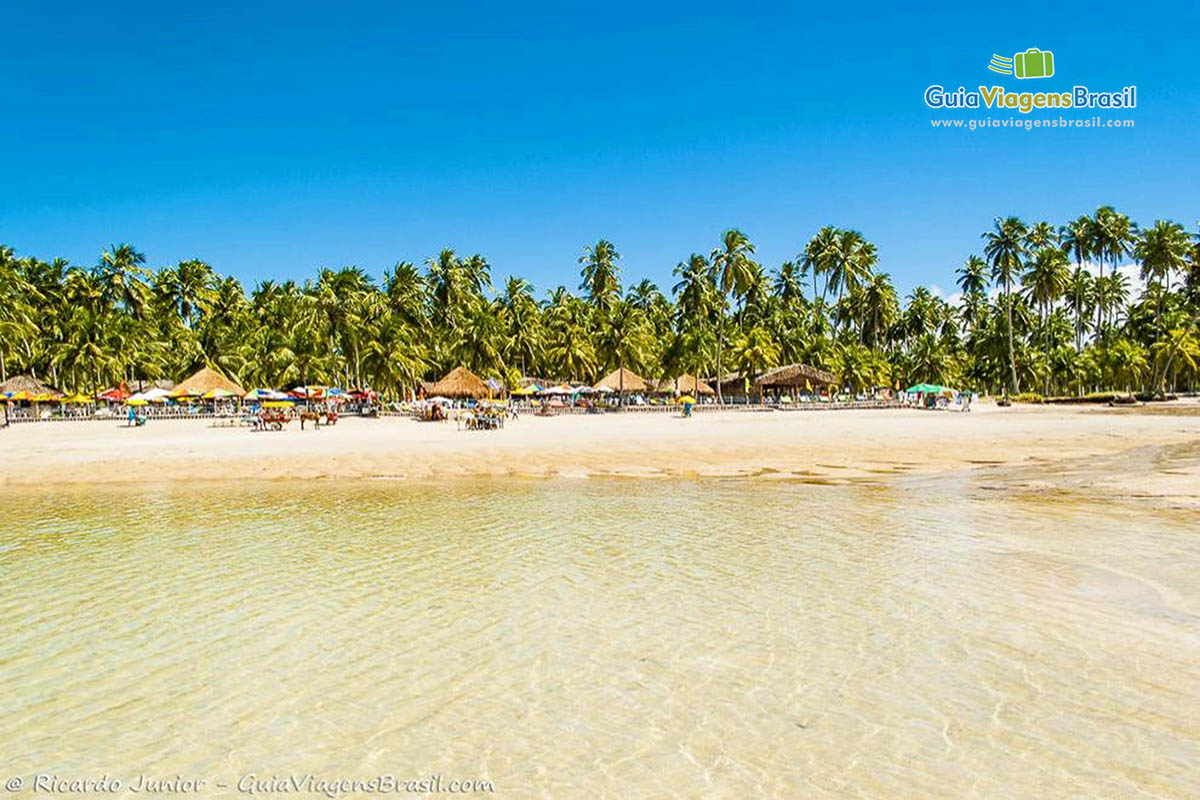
[2,206,1198,397]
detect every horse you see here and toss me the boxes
[299,410,322,430]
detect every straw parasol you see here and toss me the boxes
[655,374,715,396]
[0,374,58,397]
[427,366,490,399]
[595,367,648,394]
[171,367,245,398]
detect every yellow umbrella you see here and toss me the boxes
[203,388,237,399]
[679,395,696,405]
[262,400,294,408]
[6,390,34,401]
[63,393,93,404]
[127,398,149,407]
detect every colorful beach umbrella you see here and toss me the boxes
[62,393,93,404]
[906,383,955,394]
[202,388,237,399]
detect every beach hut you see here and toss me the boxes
[427,366,490,399]
[0,374,58,398]
[595,367,648,405]
[172,367,245,398]
[752,363,839,403]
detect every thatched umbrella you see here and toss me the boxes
[0,374,58,397]
[595,367,648,405]
[656,374,715,396]
[428,366,491,399]
[172,367,246,398]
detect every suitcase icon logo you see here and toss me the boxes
[988,48,1055,79]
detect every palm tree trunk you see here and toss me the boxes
[1005,279,1019,394]
[715,326,723,405]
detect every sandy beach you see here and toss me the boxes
[4,402,1199,503]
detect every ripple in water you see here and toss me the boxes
[1,479,1198,798]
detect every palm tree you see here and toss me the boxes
[1022,247,1070,392]
[709,229,758,404]
[1135,220,1190,337]
[1065,268,1093,354]
[801,226,839,307]
[955,255,989,332]
[579,240,621,312]
[982,216,1028,394]
[596,298,651,404]
[733,325,780,402]
[773,260,806,308]
[159,259,215,328]
[1090,206,1137,336]
[860,272,898,349]
[97,244,149,318]
[1150,327,1199,394]
[826,230,876,329]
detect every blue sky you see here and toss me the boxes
[2,1,1197,299]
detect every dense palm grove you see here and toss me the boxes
[2,205,1199,399]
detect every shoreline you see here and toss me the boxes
[3,403,1199,503]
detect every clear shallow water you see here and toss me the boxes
[1,478,1198,798]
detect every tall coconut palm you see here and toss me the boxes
[1065,268,1093,353]
[1022,247,1070,391]
[801,226,839,307]
[97,243,149,318]
[579,239,621,312]
[709,229,757,404]
[1090,206,1137,336]
[1135,220,1190,337]
[860,272,898,349]
[982,216,1028,394]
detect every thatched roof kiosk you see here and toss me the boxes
[753,363,838,396]
[428,366,491,399]
[595,367,648,395]
[0,374,58,396]
[173,367,246,397]
[654,374,715,396]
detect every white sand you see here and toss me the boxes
[3,402,1199,503]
